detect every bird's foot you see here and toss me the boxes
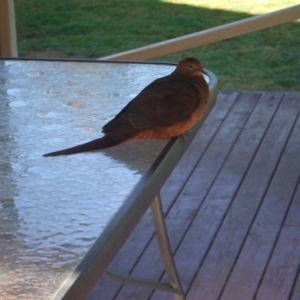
[184,131,190,138]
[180,131,189,145]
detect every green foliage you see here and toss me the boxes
[15,0,300,91]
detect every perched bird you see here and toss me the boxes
[43,57,209,157]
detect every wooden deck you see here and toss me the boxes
[87,91,300,300]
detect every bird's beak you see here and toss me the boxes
[198,69,204,76]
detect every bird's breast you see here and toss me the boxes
[135,98,208,140]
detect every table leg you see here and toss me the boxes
[104,194,185,300]
[150,194,185,300]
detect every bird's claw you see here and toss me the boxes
[180,131,189,145]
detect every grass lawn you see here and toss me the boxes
[15,0,300,91]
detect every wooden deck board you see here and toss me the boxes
[219,95,300,300]
[184,93,284,300]
[291,267,300,300]
[87,92,300,300]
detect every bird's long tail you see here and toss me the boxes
[43,135,128,157]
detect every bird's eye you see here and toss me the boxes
[187,64,194,70]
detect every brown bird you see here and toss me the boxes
[43,57,209,157]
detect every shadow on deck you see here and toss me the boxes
[88,91,300,300]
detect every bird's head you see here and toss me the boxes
[175,57,204,77]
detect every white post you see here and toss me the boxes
[0,0,18,57]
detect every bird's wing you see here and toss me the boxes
[103,77,201,139]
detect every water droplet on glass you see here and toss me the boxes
[9,100,28,108]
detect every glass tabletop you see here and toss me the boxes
[0,59,216,300]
